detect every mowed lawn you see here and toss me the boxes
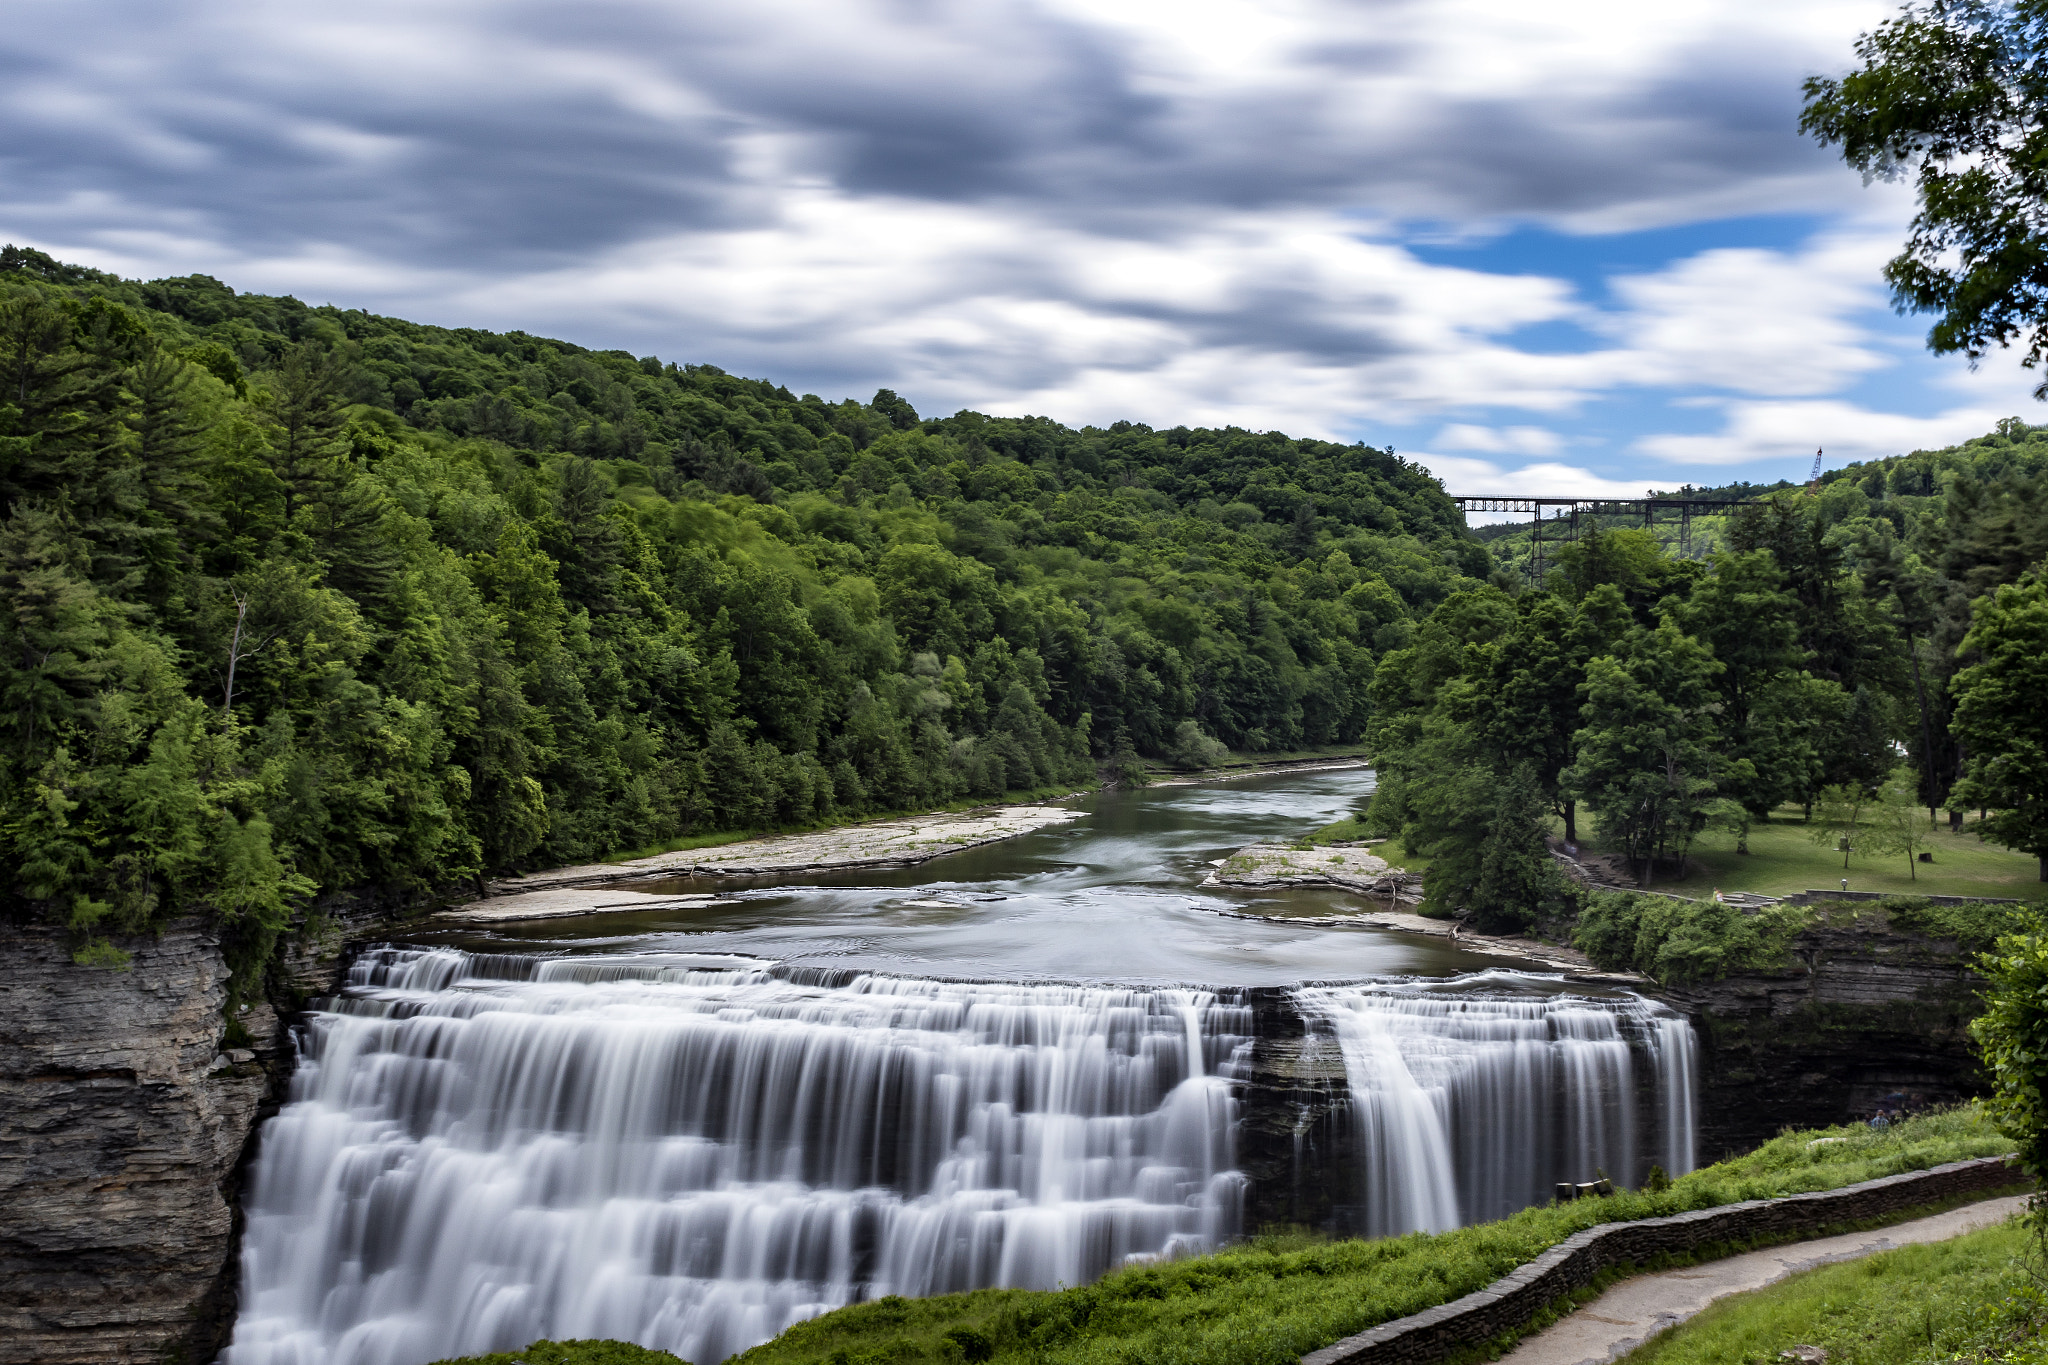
[1576,809,2047,903]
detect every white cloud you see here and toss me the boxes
[1598,230,1898,396]
[1633,398,2031,466]
[1431,424,1566,456]
[8,0,2023,489]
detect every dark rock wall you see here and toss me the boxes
[1656,921,1988,1161]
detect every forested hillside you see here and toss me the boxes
[1371,424,2048,925]
[0,246,1483,982]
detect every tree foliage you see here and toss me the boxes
[1971,932,2048,1184]
[1952,572,2048,879]
[0,248,1485,979]
[1802,0,2048,395]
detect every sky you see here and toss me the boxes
[4,0,2040,498]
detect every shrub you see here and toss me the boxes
[1574,890,1809,983]
[1164,720,1229,771]
[427,1342,688,1365]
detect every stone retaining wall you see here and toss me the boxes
[1300,1155,2024,1365]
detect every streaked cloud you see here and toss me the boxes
[0,0,2019,490]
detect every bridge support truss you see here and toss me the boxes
[1450,496,1758,581]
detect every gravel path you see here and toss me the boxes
[1497,1194,2029,1365]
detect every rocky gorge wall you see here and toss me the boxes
[1655,914,1992,1161]
[0,878,428,1365]
[0,919,285,1365]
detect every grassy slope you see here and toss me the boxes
[731,1109,2014,1365]
[1571,809,2048,903]
[1618,1216,2046,1365]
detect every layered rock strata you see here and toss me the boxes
[1659,916,1990,1160]
[0,919,285,1365]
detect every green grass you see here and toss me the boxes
[1304,814,1373,845]
[427,1342,687,1365]
[727,1108,2015,1365]
[1617,1216,2048,1365]
[1572,809,2048,903]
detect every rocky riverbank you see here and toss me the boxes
[469,803,1086,912]
[1202,840,1602,972]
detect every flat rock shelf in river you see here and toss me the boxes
[480,805,1087,900]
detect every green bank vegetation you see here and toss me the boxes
[715,1108,2010,1365]
[1616,1216,2043,1365]
[1571,892,2039,984]
[0,245,1485,988]
[427,1343,690,1365]
[1366,420,2048,934]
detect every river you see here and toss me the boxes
[222,768,1697,1365]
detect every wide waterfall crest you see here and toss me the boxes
[1299,978,1698,1236]
[225,948,1251,1365]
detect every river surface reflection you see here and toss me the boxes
[420,767,1539,984]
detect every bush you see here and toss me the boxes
[1164,720,1230,771]
[1574,890,1809,983]
[427,1342,689,1365]
[1874,894,2038,953]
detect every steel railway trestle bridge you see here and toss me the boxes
[1449,494,1761,580]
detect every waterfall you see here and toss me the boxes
[224,948,1251,1365]
[1297,980,1699,1236]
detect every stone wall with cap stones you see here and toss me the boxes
[1299,1155,2025,1365]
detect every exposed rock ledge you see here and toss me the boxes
[1203,842,1606,974]
[0,918,282,1364]
[1202,841,1397,895]
[472,803,1087,910]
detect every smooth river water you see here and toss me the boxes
[422,767,1525,982]
[222,768,1697,1365]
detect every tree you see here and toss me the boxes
[1466,764,1575,934]
[1461,587,1622,843]
[1565,619,1724,886]
[1802,0,2048,396]
[1971,932,2048,1187]
[1864,766,1933,880]
[1676,550,1821,840]
[257,342,351,522]
[1809,783,1872,870]
[1951,574,2048,880]
[1165,719,1228,770]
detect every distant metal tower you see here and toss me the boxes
[1806,448,1823,492]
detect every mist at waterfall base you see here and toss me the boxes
[222,772,1699,1365]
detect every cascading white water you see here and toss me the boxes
[1298,981,1699,1236]
[224,948,1251,1365]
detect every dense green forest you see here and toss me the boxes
[1369,423,2048,926]
[7,239,2045,978]
[0,246,1485,982]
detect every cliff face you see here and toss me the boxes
[1654,920,1988,1162]
[0,919,285,1365]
